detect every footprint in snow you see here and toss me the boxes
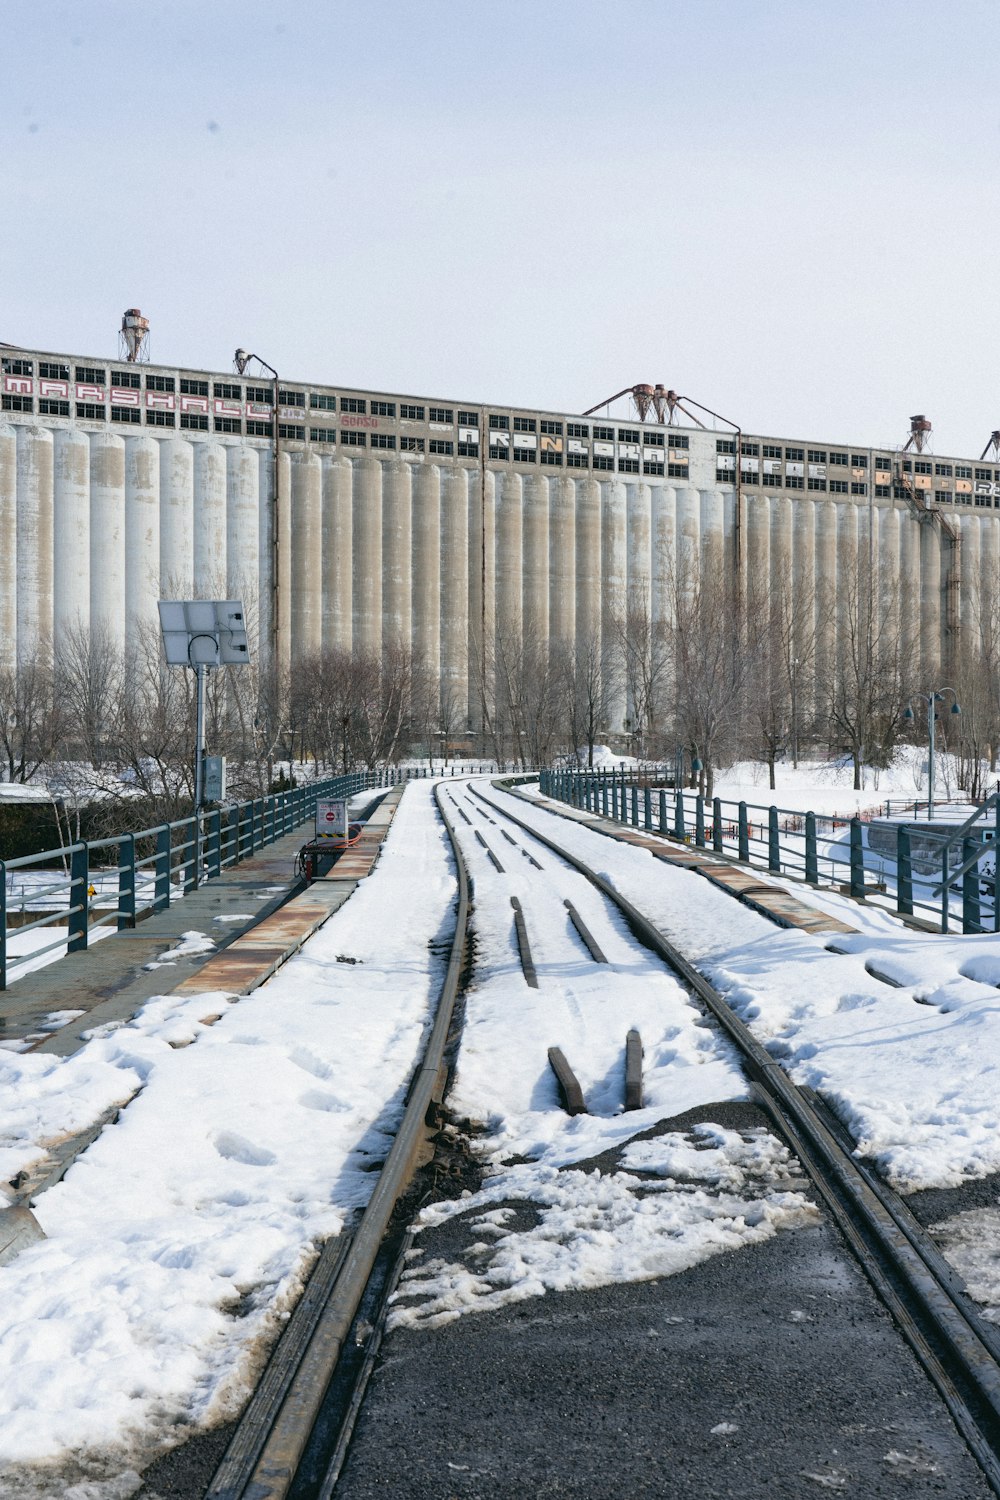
[299,1089,350,1113]
[213,1130,277,1167]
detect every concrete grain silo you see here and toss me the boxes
[0,339,996,753]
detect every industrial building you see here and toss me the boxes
[2,315,998,733]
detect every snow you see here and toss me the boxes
[391,1124,817,1330]
[141,929,216,970]
[390,782,818,1331]
[493,781,1000,1193]
[4,765,1000,1488]
[0,781,456,1490]
[0,784,51,803]
[928,1207,1000,1324]
[712,746,975,813]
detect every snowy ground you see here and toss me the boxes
[3,771,1000,1494]
[0,781,455,1496]
[507,782,1000,1193]
[390,781,819,1332]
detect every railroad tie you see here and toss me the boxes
[510,896,538,987]
[625,1029,643,1111]
[548,1046,587,1116]
[563,899,607,963]
[475,828,504,872]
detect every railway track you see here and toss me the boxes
[205,775,1000,1498]
[469,781,1000,1495]
[204,782,470,1500]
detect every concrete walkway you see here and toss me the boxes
[1,824,314,1057]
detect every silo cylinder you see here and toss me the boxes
[53,428,90,653]
[16,426,54,666]
[194,443,227,597]
[0,426,17,673]
[291,451,323,660]
[322,456,353,654]
[412,463,441,686]
[89,430,125,657]
[124,434,160,640]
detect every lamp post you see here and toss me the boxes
[904,689,961,819]
[235,349,281,670]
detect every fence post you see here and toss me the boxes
[963,836,982,935]
[183,816,197,894]
[713,797,723,854]
[768,807,780,873]
[644,787,652,831]
[208,809,222,880]
[118,834,136,930]
[674,790,685,840]
[805,812,818,885]
[658,788,667,834]
[896,825,912,915]
[68,841,89,953]
[0,859,7,990]
[695,796,705,848]
[631,785,639,827]
[849,819,865,899]
[603,779,610,819]
[941,846,950,933]
[154,825,171,912]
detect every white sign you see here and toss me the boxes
[316,798,348,840]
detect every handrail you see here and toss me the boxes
[1,767,426,989]
[540,766,1000,937]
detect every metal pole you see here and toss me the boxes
[928,695,936,819]
[195,663,207,813]
[194,663,206,886]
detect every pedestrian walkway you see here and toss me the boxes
[2,788,400,1060]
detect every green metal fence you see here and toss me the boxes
[0,771,387,990]
[540,767,1000,937]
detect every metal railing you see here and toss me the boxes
[0,770,398,990]
[540,767,1000,937]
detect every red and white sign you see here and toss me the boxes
[315,798,348,840]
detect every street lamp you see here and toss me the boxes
[235,349,281,669]
[903,689,961,819]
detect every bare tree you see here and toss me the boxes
[745,568,822,790]
[609,590,670,759]
[667,559,757,799]
[558,628,611,768]
[0,652,63,784]
[56,623,122,767]
[824,552,905,791]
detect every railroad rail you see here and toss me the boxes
[204,781,470,1500]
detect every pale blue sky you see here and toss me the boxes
[3,0,998,454]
